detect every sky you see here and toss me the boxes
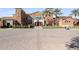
[0,8,75,17]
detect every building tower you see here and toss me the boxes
[15,8,22,24]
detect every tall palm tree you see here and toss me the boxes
[54,8,62,18]
[70,9,79,18]
[42,8,54,25]
[77,9,79,16]
[43,8,62,25]
[43,8,54,16]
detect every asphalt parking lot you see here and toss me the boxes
[0,27,79,50]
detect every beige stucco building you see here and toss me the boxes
[0,8,79,28]
[59,16,76,27]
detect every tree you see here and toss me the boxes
[54,8,62,18]
[42,8,62,26]
[43,8,54,17]
[70,9,79,18]
[77,9,79,16]
[42,8,54,25]
[43,8,62,18]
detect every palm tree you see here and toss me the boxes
[43,8,54,17]
[42,8,54,25]
[70,9,79,18]
[42,8,62,26]
[77,9,79,16]
[53,8,62,18]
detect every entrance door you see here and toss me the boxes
[37,21,39,26]
[7,23,10,28]
[35,22,43,26]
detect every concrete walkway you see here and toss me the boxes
[34,26,43,29]
[0,28,79,50]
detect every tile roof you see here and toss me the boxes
[2,16,14,20]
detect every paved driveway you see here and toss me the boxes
[0,28,79,50]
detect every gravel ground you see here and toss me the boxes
[0,28,79,50]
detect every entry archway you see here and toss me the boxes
[35,21,43,26]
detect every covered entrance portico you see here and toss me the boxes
[34,20,44,26]
[35,20,43,26]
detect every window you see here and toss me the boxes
[69,21,70,23]
[65,20,68,23]
[53,18,55,19]
[35,16,42,20]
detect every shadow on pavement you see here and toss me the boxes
[66,36,79,50]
